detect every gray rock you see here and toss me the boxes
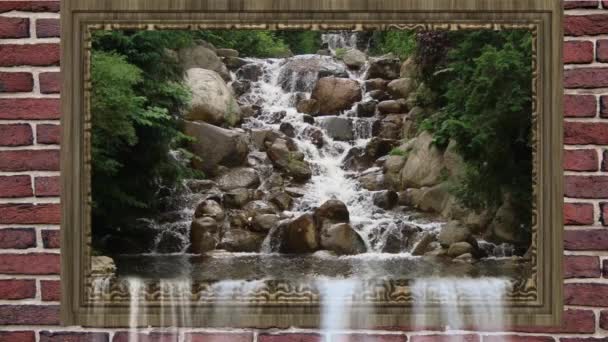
[185,179,217,193]
[223,188,253,209]
[296,99,320,115]
[183,69,242,126]
[320,223,367,255]
[216,48,239,58]
[438,221,472,247]
[232,80,251,97]
[372,190,399,210]
[269,191,293,211]
[342,49,367,69]
[218,229,265,252]
[279,122,296,138]
[251,214,280,232]
[366,53,401,80]
[215,167,260,191]
[368,90,390,101]
[387,78,416,99]
[267,138,312,182]
[411,232,435,256]
[356,100,377,117]
[178,45,231,81]
[236,64,263,82]
[278,56,348,92]
[373,114,405,140]
[447,242,474,257]
[318,116,353,141]
[223,57,248,71]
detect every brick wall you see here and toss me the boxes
[0,1,606,341]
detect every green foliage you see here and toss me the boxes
[194,30,291,57]
[389,147,408,157]
[91,31,200,244]
[368,31,416,59]
[275,31,322,55]
[420,30,533,223]
[334,48,347,59]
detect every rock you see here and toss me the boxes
[232,80,251,97]
[155,231,186,253]
[356,100,377,117]
[241,104,262,119]
[454,253,474,261]
[264,173,284,189]
[302,114,315,124]
[373,114,405,140]
[381,223,420,253]
[377,99,408,114]
[364,78,389,92]
[438,221,472,247]
[223,57,248,71]
[365,137,400,159]
[320,223,367,255]
[285,187,306,198]
[296,99,320,115]
[278,56,348,92]
[223,188,253,209]
[185,179,217,193]
[267,110,287,124]
[178,45,231,81]
[443,139,466,178]
[269,191,293,211]
[399,131,445,188]
[243,200,277,218]
[194,199,225,221]
[447,242,474,258]
[302,126,325,148]
[215,167,260,191]
[400,57,418,78]
[368,90,390,101]
[279,122,296,138]
[278,213,319,253]
[251,214,280,232]
[250,128,274,150]
[318,116,353,141]
[190,217,219,254]
[91,256,116,276]
[183,69,242,126]
[366,53,401,80]
[317,49,331,56]
[216,48,238,58]
[358,169,385,191]
[488,195,530,246]
[415,183,451,214]
[387,78,416,99]
[267,138,312,182]
[372,190,399,209]
[314,199,350,229]
[342,49,367,69]
[236,64,263,82]
[384,155,406,174]
[411,232,435,256]
[218,229,265,252]
[311,77,362,115]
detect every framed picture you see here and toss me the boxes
[60,0,564,329]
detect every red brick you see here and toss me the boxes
[601,96,608,118]
[0,98,60,120]
[331,334,407,342]
[564,203,595,225]
[0,279,35,299]
[565,95,596,118]
[184,333,254,342]
[0,331,35,342]
[565,283,608,306]
[0,150,59,172]
[0,44,59,67]
[561,339,608,342]
[603,259,608,276]
[112,332,178,342]
[0,2,60,13]
[565,15,608,36]
[258,334,323,342]
[0,124,32,146]
[40,280,59,301]
[565,68,608,88]
[484,337,553,342]
[36,124,60,144]
[40,332,109,342]
[39,72,60,94]
[0,175,32,198]
[565,176,608,198]
[35,18,59,38]
[564,41,594,64]
[564,149,598,171]
[565,122,608,145]
[511,309,595,333]
[0,228,36,249]
[598,40,608,63]
[600,310,608,329]
[41,229,59,248]
[565,229,608,250]
[0,17,29,38]
[0,253,60,274]
[564,0,599,8]
[603,150,608,171]
[410,335,478,342]
[602,203,608,225]
[0,203,60,224]
[0,305,59,325]
[565,255,601,278]
[35,176,59,197]
[0,72,33,92]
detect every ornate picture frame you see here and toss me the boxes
[61,0,563,328]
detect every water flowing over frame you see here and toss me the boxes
[60,0,564,328]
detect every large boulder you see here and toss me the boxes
[278,56,348,92]
[91,256,116,276]
[387,78,416,99]
[178,45,231,81]
[251,214,280,233]
[267,138,312,182]
[372,114,405,140]
[342,49,367,69]
[438,221,472,247]
[216,48,238,58]
[356,100,377,117]
[311,77,362,115]
[296,99,320,115]
[314,199,349,230]
[183,69,242,126]
[223,188,253,209]
[488,195,530,246]
[372,190,399,210]
[217,229,265,252]
[190,217,220,254]
[364,78,389,92]
[400,57,419,78]
[215,167,260,191]
[236,64,263,82]
[183,121,249,175]
[399,131,445,188]
[194,199,225,221]
[377,99,408,114]
[320,223,367,255]
[277,213,319,253]
[366,53,401,80]
[317,116,353,141]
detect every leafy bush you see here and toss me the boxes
[368,31,416,59]
[194,30,291,57]
[334,48,347,59]
[389,147,408,157]
[276,31,322,55]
